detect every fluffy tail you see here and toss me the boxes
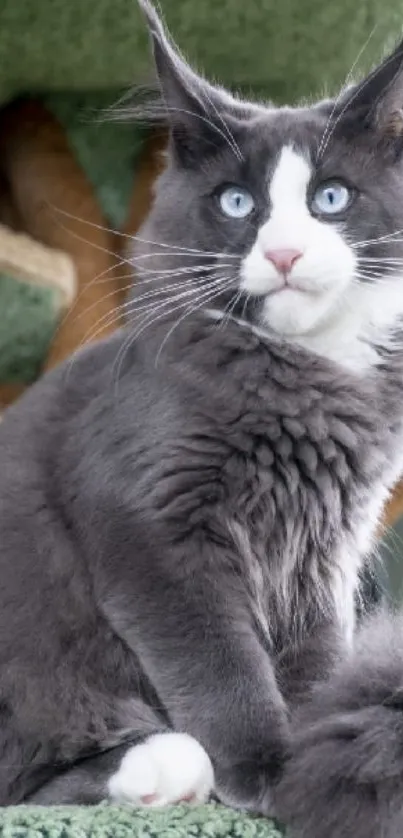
[275,612,403,838]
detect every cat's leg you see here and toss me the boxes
[27,733,213,806]
[276,618,346,707]
[98,537,290,816]
[275,611,403,838]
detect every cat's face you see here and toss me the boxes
[134,2,403,370]
[236,122,403,340]
[239,141,364,339]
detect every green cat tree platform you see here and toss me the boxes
[0,802,283,838]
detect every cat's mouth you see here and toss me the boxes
[266,280,308,297]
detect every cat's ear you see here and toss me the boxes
[139,0,240,165]
[341,37,403,150]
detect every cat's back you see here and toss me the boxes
[0,330,139,651]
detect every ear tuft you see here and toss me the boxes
[384,108,403,138]
[138,0,168,43]
[339,37,403,128]
[137,0,243,166]
[138,0,206,111]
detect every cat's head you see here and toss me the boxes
[133,1,403,371]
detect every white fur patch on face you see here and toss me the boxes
[240,146,357,339]
[212,145,403,374]
[108,732,214,806]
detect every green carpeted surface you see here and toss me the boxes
[0,803,283,837]
[0,0,401,382]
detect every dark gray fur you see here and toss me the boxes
[275,612,403,838]
[1,3,403,831]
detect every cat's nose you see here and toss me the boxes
[264,248,303,276]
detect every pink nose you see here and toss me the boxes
[264,248,303,275]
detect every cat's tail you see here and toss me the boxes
[275,611,403,838]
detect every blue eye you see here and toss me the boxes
[218,186,255,219]
[311,181,351,216]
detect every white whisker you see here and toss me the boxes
[129,275,234,337]
[241,292,251,321]
[358,258,403,264]
[135,263,235,278]
[49,257,130,346]
[49,203,240,259]
[111,263,233,289]
[353,228,403,248]
[85,272,231,344]
[130,249,238,261]
[121,102,244,163]
[114,274,235,386]
[112,274,233,369]
[317,24,378,160]
[218,289,242,331]
[154,277,236,367]
[318,45,399,160]
[198,85,244,162]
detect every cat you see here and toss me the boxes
[1,1,403,832]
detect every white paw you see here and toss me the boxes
[108,732,214,807]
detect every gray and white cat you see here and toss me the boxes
[1,2,403,834]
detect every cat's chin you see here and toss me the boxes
[260,288,330,338]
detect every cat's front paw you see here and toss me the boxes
[108,732,214,807]
[214,733,288,817]
[215,765,275,817]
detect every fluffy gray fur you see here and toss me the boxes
[275,612,403,837]
[1,2,403,832]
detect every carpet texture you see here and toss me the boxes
[0,803,283,837]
